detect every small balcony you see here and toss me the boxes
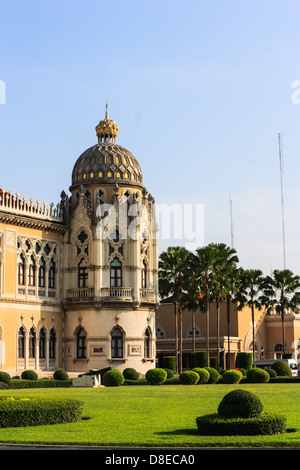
[101,287,133,301]
[67,288,94,301]
[140,288,157,303]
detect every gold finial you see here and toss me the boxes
[95,103,119,142]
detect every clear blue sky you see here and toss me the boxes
[1,0,300,275]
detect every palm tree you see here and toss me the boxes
[158,246,189,372]
[191,243,238,367]
[263,269,300,355]
[236,268,266,361]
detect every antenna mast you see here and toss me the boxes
[278,132,286,269]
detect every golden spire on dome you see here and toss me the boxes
[95,103,119,143]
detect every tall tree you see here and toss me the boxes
[158,246,189,372]
[263,269,300,355]
[236,268,266,361]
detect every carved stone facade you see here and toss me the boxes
[0,108,158,376]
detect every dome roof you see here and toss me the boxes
[71,143,143,189]
[70,106,144,190]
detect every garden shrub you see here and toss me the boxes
[21,370,38,381]
[250,368,270,383]
[209,357,218,369]
[222,369,243,384]
[218,389,264,419]
[145,368,167,385]
[266,367,277,378]
[102,369,124,387]
[0,372,11,386]
[123,368,140,380]
[53,369,69,381]
[192,368,210,384]
[0,397,84,427]
[163,368,174,378]
[235,352,253,370]
[162,356,176,372]
[271,360,292,377]
[0,382,8,389]
[179,370,199,385]
[196,412,287,436]
[204,367,220,384]
[190,351,207,368]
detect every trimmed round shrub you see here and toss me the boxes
[235,352,253,370]
[0,397,84,427]
[196,412,287,435]
[250,368,270,383]
[179,370,199,385]
[266,367,277,378]
[204,367,220,384]
[0,382,8,389]
[271,360,292,377]
[222,369,243,384]
[102,369,124,387]
[192,368,210,384]
[123,368,140,380]
[218,389,264,419]
[0,372,11,386]
[53,369,69,381]
[21,370,38,381]
[145,368,167,385]
[163,368,174,378]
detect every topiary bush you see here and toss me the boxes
[204,367,220,384]
[0,397,84,427]
[123,368,140,381]
[192,368,210,384]
[0,382,8,389]
[222,369,243,384]
[218,389,264,418]
[163,368,174,378]
[145,368,167,385]
[266,367,277,378]
[190,351,207,368]
[0,372,11,386]
[102,369,124,387]
[21,370,38,381]
[53,369,69,381]
[179,370,199,385]
[162,356,176,372]
[235,352,253,370]
[271,360,292,377]
[250,368,270,383]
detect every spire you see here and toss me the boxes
[105,100,109,119]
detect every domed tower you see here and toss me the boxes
[63,106,159,375]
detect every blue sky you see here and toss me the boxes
[1,0,300,274]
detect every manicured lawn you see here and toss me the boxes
[0,383,300,447]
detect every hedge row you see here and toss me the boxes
[0,397,84,428]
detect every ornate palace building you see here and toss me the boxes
[0,107,159,376]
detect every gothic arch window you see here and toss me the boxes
[28,255,36,286]
[76,327,87,359]
[18,326,25,358]
[110,258,122,287]
[111,327,123,358]
[39,327,46,359]
[18,254,25,285]
[29,327,36,358]
[141,260,147,288]
[38,257,46,287]
[49,327,56,359]
[144,327,152,358]
[48,258,55,289]
[78,258,88,288]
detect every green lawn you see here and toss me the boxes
[0,383,300,447]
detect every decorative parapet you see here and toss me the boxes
[0,188,63,223]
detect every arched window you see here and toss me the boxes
[141,260,147,288]
[111,327,123,358]
[49,327,56,359]
[39,327,46,358]
[48,258,55,289]
[76,327,87,359]
[28,256,36,286]
[144,327,151,358]
[29,327,36,358]
[274,343,283,359]
[110,258,122,287]
[78,259,88,288]
[38,258,46,287]
[18,254,25,285]
[18,326,25,358]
